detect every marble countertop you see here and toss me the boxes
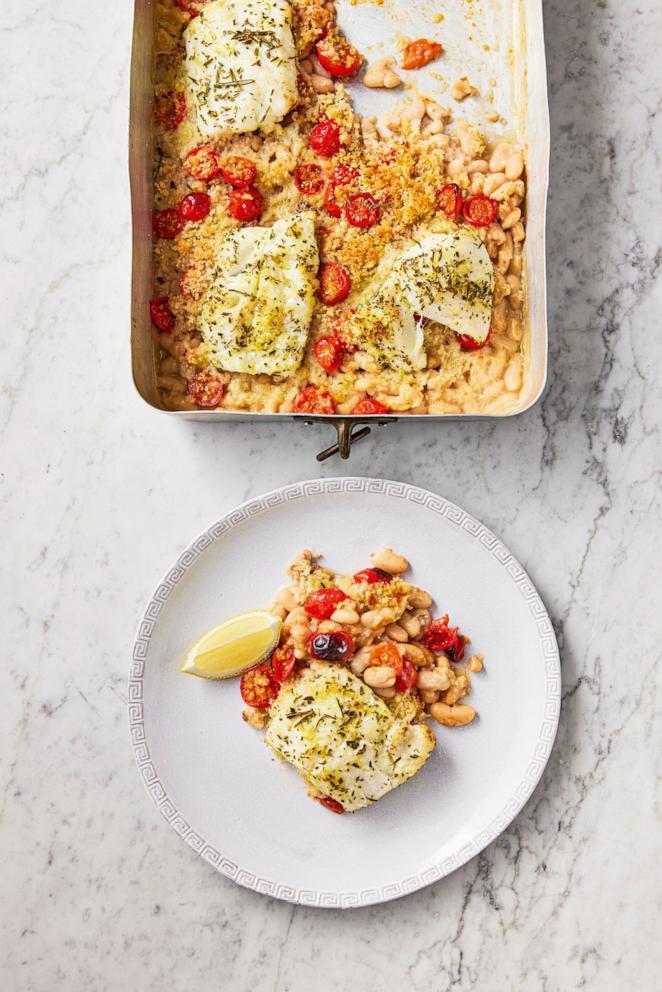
[2,0,661,989]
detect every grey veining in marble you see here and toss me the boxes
[1,0,661,989]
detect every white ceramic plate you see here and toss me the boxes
[129,479,560,908]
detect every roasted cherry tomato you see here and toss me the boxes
[318,261,351,305]
[308,630,355,662]
[453,635,467,663]
[316,35,362,78]
[423,615,464,659]
[353,567,392,584]
[152,208,184,240]
[332,163,359,186]
[227,187,264,223]
[221,155,257,189]
[395,657,417,693]
[437,182,462,219]
[293,385,336,415]
[175,0,209,15]
[401,39,443,70]
[456,327,492,351]
[351,397,389,416]
[462,194,498,227]
[240,663,279,709]
[323,188,342,218]
[184,144,223,182]
[310,119,342,157]
[304,588,348,619]
[153,91,186,130]
[368,641,403,676]
[294,163,326,195]
[345,192,380,228]
[179,191,211,222]
[317,795,345,814]
[187,369,225,408]
[271,645,296,684]
[315,336,346,374]
[149,296,175,333]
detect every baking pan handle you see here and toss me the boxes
[316,420,371,461]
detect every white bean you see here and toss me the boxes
[369,547,409,574]
[363,665,396,689]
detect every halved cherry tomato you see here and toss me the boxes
[345,193,380,228]
[304,588,348,619]
[294,163,326,195]
[462,194,498,227]
[318,261,351,305]
[395,657,417,693]
[184,145,222,182]
[323,188,342,218]
[293,385,336,415]
[423,615,463,657]
[308,630,355,662]
[221,155,257,189]
[401,39,443,70]
[316,35,362,78]
[332,164,359,186]
[437,182,462,218]
[240,663,279,708]
[353,567,392,584]
[227,187,264,223]
[179,191,211,222]
[310,119,342,157]
[150,296,175,332]
[351,397,389,416]
[453,635,467,663]
[456,327,492,351]
[271,646,296,683]
[152,208,184,240]
[315,336,346,373]
[153,91,186,130]
[368,641,403,677]
[317,795,345,814]
[187,369,225,408]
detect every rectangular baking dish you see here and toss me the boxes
[129,0,549,459]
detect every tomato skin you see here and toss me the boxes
[437,182,462,219]
[423,615,465,660]
[315,336,346,374]
[368,641,403,677]
[304,588,348,620]
[308,630,355,662]
[154,91,187,130]
[150,296,175,333]
[316,37,362,78]
[221,155,257,189]
[456,327,492,351]
[179,191,211,222]
[351,397,389,416]
[240,664,280,709]
[317,795,345,814]
[395,657,417,693]
[271,646,296,684]
[462,194,498,227]
[353,567,392,584]
[294,163,326,195]
[227,187,264,223]
[293,385,336,415]
[310,119,342,157]
[401,39,443,70]
[184,145,222,182]
[152,208,184,239]
[345,192,380,228]
[175,0,209,15]
[332,164,359,186]
[323,188,342,218]
[187,369,225,408]
[318,261,351,305]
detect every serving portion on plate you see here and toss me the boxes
[151,0,528,416]
[129,479,560,906]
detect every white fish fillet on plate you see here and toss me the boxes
[265,664,436,812]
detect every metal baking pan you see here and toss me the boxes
[130,0,549,460]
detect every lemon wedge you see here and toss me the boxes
[180,611,282,680]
